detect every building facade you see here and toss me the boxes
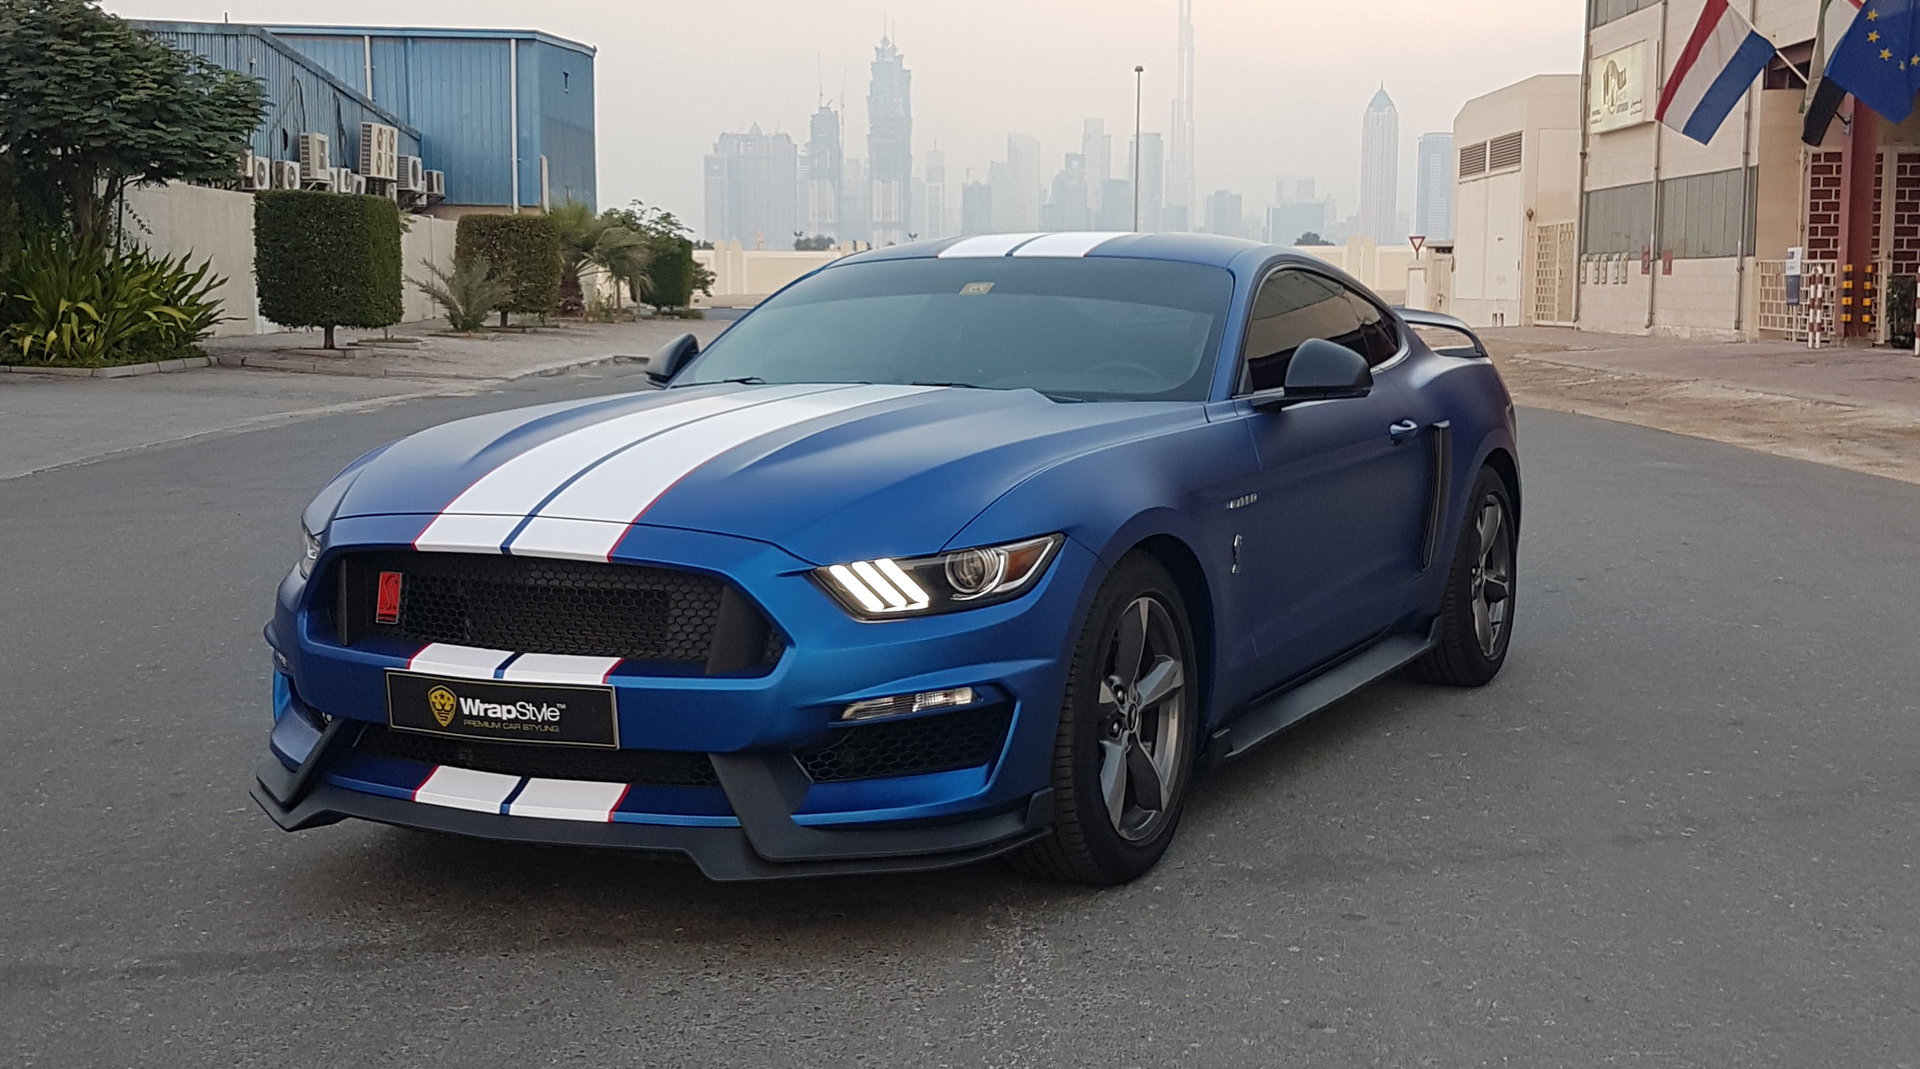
[1132,132,1166,233]
[1168,0,1197,221]
[265,24,594,212]
[1416,132,1456,240]
[704,126,798,248]
[803,104,842,240]
[867,36,913,246]
[1360,87,1400,244]
[1576,0,1886,341]
[1452,75,1582,328]
[1205,189,1245,238]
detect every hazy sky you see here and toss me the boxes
[105,0,1584,228]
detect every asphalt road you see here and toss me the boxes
[3,367,1917,1067]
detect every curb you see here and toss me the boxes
[214,351,649,381]
[1,356,213,379]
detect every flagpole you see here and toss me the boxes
[1735,0,1759,335]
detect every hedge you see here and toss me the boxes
[456,213,561,322]
[254,190,402,348]
[648,235,698,310]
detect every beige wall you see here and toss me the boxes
[1453,74,1581,328]
[695,241,857,302]
[121,183,257,338]
[399,216,461,324]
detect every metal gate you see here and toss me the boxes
[1530,222,1577,326]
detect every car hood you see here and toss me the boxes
[330,382,1199,563]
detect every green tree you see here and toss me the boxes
[412,256,511,333]
[455,214,562,325]
[548,200,653,315]
[794,234,835,251]
[1295,231,1333,247]
[255,191,404,349]
[0,0,264,244]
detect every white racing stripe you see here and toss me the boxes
[498,653,623,686]
[937,233,1048,258]
[1009,232,1130,257]
[406,643,516,680]
[414,386,830,553]
[508,384,932,561]
[506,778,629,822]
[411,766,523,813]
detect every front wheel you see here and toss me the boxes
[1411,465,1516,687]
[1011,554,1200,885]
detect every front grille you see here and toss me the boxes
[796,706,1013,784]
[335,551,783,675]
[358,726,721,788]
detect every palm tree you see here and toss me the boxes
[412,256,511,332]
[551,200,654,316]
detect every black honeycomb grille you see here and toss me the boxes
[337,551,783,675]
[796,706,1013,784]
[358,726,721,788]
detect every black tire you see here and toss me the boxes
[1010,554,1201,885]
[1411,465,1517,687]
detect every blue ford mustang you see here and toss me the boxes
[254,231,1520,884]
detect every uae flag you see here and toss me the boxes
[1804,0,1866,145]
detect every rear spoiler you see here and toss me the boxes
[1393,308,1488,359]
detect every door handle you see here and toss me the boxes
[1389,419,1420,444]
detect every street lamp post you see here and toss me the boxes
[1133,65,1145,232]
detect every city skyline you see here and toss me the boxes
[113,0,1585,235]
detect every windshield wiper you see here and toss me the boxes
[682,376,767,387]
[910,380,984,389]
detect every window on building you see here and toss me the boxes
[1580,182,1655,256]
[1487,132,1524,172]
[563,71,571,92]
[1588,0,1660,29]
[1460,142,1488,180]
[1657,167,1759,259]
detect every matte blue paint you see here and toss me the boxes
[272,242,1519,847]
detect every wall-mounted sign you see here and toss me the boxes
[1589,42,1652,134]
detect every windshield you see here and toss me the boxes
[677,257,1234,402]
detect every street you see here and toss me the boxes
[3,364,1918,1066]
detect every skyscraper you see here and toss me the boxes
[867,35,913,246]
[803,103,842,239]
[960,181,993,235]
[1130,131,1165,232]
[703,125,798,246]
[1415,132,1454,240]
[1168,0,1196,219]
[1082,119,1112,214]
[1204,189,1244,238]
[923,147,949,240]
[1047,153,1090,231]
[996,134,1041,232]
[1360,87,1399,244]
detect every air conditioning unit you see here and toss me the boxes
[331,168,365,195]
[396,154,425,193]
[424,170,446,199]
[239,150,272,191]
[357,122,399,182]
[298,132,331,185]
[349,173,368,196]
[271,160,302,190]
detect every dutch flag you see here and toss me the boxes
[1655,0,1777,144]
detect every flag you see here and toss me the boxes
[1804,0,1866,145]
[1824,0,1920,123]
[1655,0,1777,144]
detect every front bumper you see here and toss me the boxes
[257,520,1100,879]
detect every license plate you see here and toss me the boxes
[385,671,619,749]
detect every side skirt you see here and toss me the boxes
[1202,619,1440,767]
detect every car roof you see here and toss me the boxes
[832,232,1284,271]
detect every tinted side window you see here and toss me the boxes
[1240,271,1362,392]
[1347,293,1402,367]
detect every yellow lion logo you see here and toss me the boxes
[427,686,458,728]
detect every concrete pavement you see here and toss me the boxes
[2,370,1916,1066]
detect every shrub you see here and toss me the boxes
[1,232,228,366]
[647,235,698,310]
[456,213,561,324]
[411,256,510,333]
[255,190,403,348]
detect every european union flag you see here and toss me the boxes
[1826,0,1920,123]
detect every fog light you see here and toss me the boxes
[841,686,978,721]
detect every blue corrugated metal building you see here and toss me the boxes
[137,22,424,171]
[269,25,596,212]
[138,21,596,213]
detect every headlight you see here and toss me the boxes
[299,525,320,577]
[817,535,1063,619]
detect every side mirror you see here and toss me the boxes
[1249,338,1374,409]
[646,333,699,386]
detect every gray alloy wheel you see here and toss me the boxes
[1468,493,1514,658]
[1011,553,1200,885]
[1097,596,1190,843]
[1410,465,1516,687]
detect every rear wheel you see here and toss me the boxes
[1411,465,1516,686]
[1011,555,1199,885]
